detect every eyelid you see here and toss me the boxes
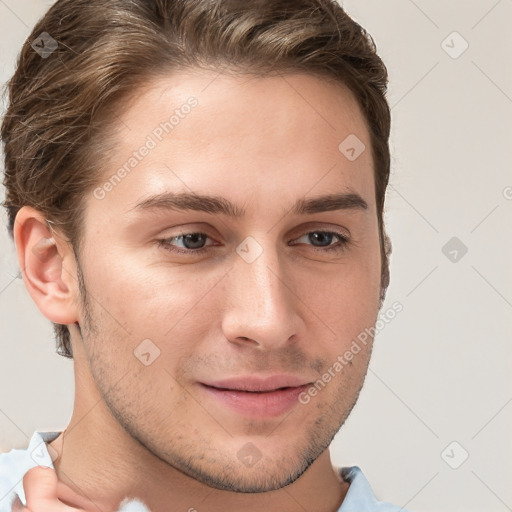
[288,221,351,240]
[157,226,351,256]
[158,222,350,243]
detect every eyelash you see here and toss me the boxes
[156,230,350,255]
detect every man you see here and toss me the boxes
[0,0,404,510]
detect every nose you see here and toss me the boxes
[221,239,304,351]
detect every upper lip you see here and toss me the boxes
[200,375,311,392]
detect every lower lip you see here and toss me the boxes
[199,384,310,418]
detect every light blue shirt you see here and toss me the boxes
[0,431,409,511]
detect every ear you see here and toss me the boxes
[12,206,79,325]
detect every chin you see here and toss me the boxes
[159,427,335,493]
[172,451,317,493]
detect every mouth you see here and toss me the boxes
[198,375,312,418]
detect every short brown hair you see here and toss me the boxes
[1,0,391,359]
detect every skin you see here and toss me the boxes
[14,70,382,512]
[11,467,95,511]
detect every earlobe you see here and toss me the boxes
[13,206,79,325]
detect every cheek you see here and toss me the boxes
[298,253,381,339]
[90,248,202,319]
[85,255,227,361]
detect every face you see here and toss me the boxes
[74,70,382,492]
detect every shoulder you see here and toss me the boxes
[337,466,411,512]
[0,431,60,512]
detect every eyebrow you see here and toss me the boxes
[130,191,368,217]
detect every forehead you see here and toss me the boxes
[87,69,375,222]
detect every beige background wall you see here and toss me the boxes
[1,1,511,511]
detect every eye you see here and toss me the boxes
[291,230,349,253]
[156,229,350,256]
[157,232,214,255]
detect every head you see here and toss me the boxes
[2,0,391,493]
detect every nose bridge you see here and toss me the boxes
[237,236,289,313]
[222,235,302,347]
